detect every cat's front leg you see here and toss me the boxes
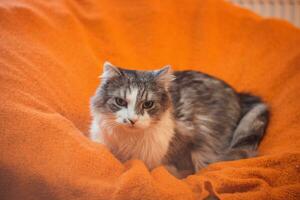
[191,151,211,172]
[164,165,193,179]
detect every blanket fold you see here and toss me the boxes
[0,0,299,199]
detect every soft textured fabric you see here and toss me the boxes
[0,0,299,199]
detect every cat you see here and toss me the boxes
[90,61,269,178]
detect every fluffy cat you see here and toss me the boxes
[90,61,269,178]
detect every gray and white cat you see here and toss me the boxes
[90,61,269,178]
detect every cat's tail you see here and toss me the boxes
[221,93,270,161]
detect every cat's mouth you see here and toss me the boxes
[125,123,135,128]
[125,124,141,129]
[122,122,148,130]
[114,118,151,130]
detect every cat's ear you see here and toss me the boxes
[99,61,122,80]
[154,65,175,88]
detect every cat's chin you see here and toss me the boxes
[122,124,148,131]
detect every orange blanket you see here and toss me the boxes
[0,0,299,199]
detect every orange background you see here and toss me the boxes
[0,0,299,199]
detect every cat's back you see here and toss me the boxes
[169,70,241,142]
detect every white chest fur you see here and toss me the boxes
[90,111,175,169]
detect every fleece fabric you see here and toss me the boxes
[0,0,299,199]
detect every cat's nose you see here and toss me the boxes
[128,118,137,125]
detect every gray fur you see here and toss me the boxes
[90,63,270,178]
[91,66,171,120]
[164,71,269,176]
[230,103,268,150]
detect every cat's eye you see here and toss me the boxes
[115,97,127,107]
[143,101,154,109]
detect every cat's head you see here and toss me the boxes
[91,61,174,131]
